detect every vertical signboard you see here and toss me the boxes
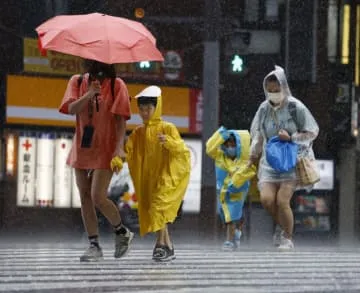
[35,133,55,207]
[54,136,72,208]
[17,135,36,206]
[6,134,16,176]
[183,139,202,213]
[189,89,203,134]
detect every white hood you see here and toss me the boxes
[263,65,292,99]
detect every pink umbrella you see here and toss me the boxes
[36,13,164,64]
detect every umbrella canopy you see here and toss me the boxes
[36,13,164,64]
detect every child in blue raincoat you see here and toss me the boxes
[206,126,256,250]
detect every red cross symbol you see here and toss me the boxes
[22,139,32,151]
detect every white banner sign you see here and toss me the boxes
[183,139,202,213]
[36,134,55,207]
[314,160,334,190]
[54,138,72,208]
[17,136,36,206]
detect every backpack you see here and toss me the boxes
[77,74,116,101]
[258,101,301,134]
[288,102,299,130]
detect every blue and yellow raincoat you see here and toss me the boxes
[206,127,256,224]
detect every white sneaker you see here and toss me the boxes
[278,236,294,251]
[222,241,236,251]
[80,245,103,262]
[273,225,283,247]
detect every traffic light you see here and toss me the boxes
[226,54,247,75]
[135,61,154,72]
[230,54,244,73]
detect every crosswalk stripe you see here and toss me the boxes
[1,247,360,293]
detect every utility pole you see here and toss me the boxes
[199,0,221,238]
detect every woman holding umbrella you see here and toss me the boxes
[36,12,164,261]
[59,60,133,262]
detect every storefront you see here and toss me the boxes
[2,73,202,231]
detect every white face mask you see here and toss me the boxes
[267,92,284,104]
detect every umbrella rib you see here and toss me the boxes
[105,15,111,64]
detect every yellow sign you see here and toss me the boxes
[23,37,161,77]
[23,38,83,76]
[6,75,190,133]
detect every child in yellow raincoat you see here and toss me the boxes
[206,126,256,251]
[125,85,191,262]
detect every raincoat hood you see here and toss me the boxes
[135,85,162,124]
[220,130,245,160]
[263,65,292,100]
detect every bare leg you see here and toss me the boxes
[226,222,236,241]
[260,182,279,224]
[91,169,121,226]
[276,181,296,239]
[163,225,173,249]
[75,169,97,237]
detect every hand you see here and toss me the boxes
[158,133,167,144]
[113,148,126,159]
[88,80,101,97]
[110,155,124,174]
[278,129,291,141]
[247,157,256,168]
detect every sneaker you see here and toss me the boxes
[278,236,295,251]
[273,225,283,247]
[80,245,103,262]
[168,245,176,260]
[222,241,236,251]
[152,244,164,260]
[114,227,134,258]
[234,229,242,248]
[153,246,173,262]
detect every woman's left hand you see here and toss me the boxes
[278,129,291,141]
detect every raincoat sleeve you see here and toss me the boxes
[230,165,257,190]
[291,102,319,145]
[205,126,229,160]
[111,78,131,120]
[59,74,81,115]
[162,124,188,154]
[125,127,137,164]
[249,106,265,160]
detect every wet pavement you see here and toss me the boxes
[1,235,360,293]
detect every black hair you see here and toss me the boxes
[137,96,157,107]
[265,74,280,85]
[225,133,236,144]
[83,59,116,79]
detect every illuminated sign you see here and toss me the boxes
[23,38,82,76]
[6,75,190,133]
[6,134,15,176]
[182,139,202,213]
[54,137,72,208]
[35,133,55,207]
[17,135,36,207]
[313,160,334,190]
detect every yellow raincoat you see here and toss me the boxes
[125,93,191,236]
[206,127,256,223]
